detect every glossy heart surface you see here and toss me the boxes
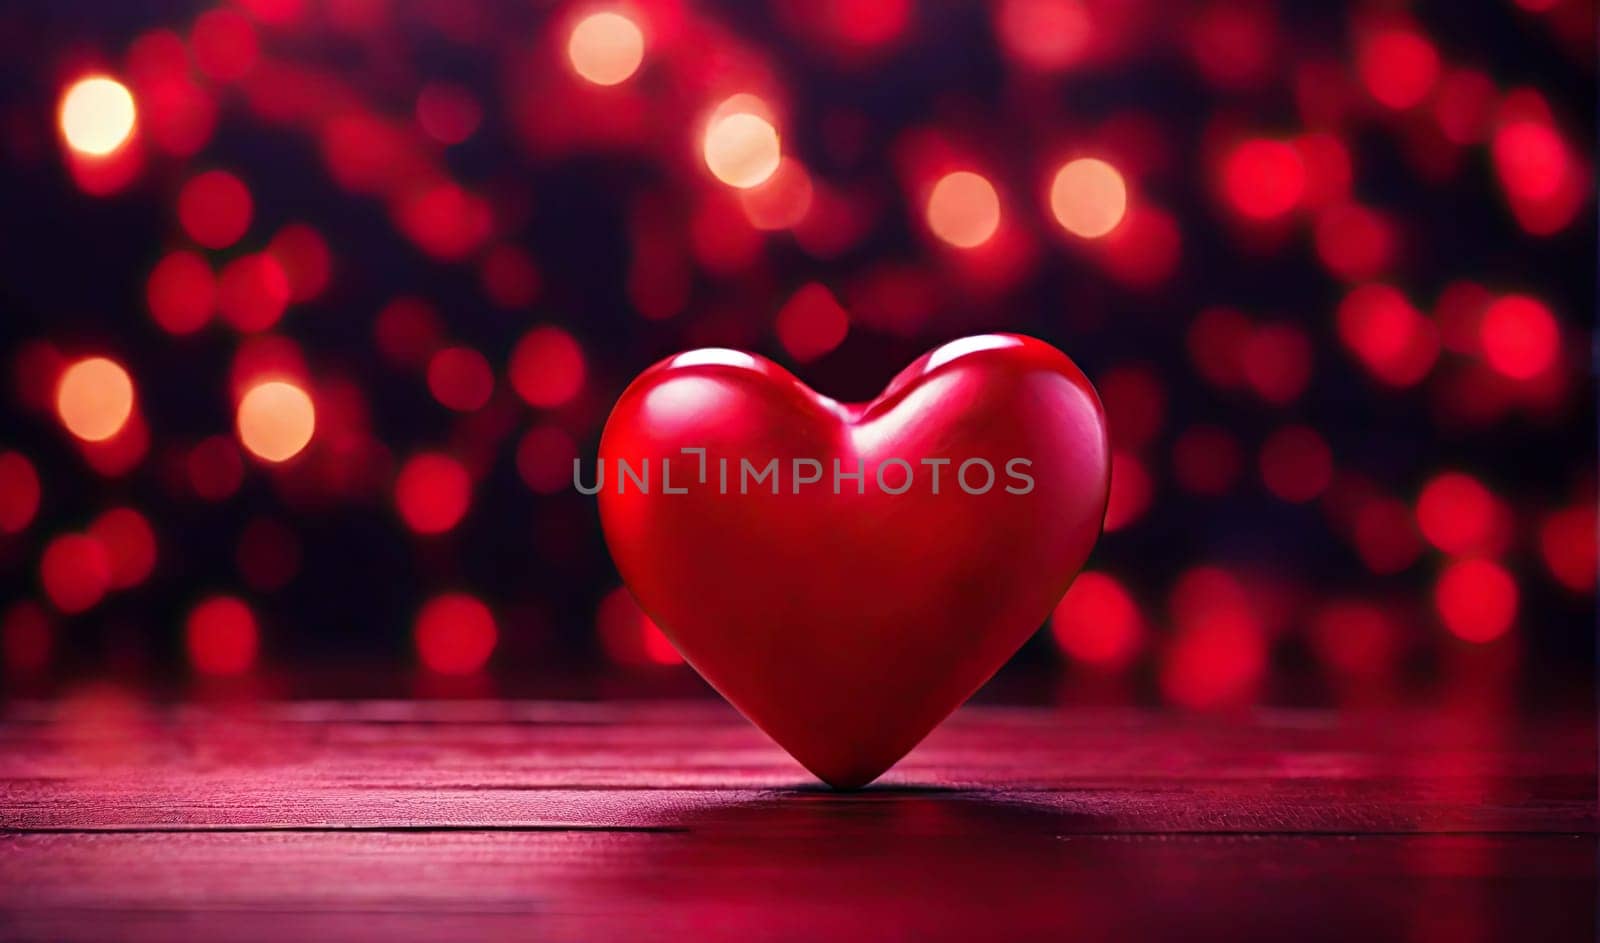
[597,334,1110,788]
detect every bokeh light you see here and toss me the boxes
[776,283,850,362]
[517,425,580,495]
[395,453,472,534]
[186,595,258,676]
[1221,139,1304,220]
[216,253,291,332]
[1051,572,1143,668]
[415,593,497,674]
[236,380,316,463]
[178,170,253,249]
[89,508,156,589]
[996,0,1091,71]
[427,347,494,412]
[510,326,585,408]
[1357,26,1439,110]
[0,452,41,534]
[56,357,134,443]
[925,171,1001,248]
[1434,558,1517,643]
[58,76,137,157]
[1259,426,1332,503]
[1049,158,1127,238]
[146,250,216,335]
[703,108,781,189]
[40,534,112,614]
[598,586,682,667]
[1479,295,1559,380]
[567,11,646,86]
[1416,473,1502,555]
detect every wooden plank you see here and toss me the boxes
[0,833,1593,942]
[0,703,1593,941]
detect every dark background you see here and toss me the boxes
[1,0,1593,706]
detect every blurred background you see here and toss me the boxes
[0,0,1593,710]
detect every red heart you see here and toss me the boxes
[597,334,1109,788]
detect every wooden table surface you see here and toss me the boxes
[0,699,1594,942]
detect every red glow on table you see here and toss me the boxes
[1259,426,1332,503]
[267,224,332,302]
[146,251,215,335]
[1416,473,1501,555]
[775,283,849,362]
[56,357,135,443]
[415,593,497,675]
[1479,295,1559,380]
[427,347,494,412]
[40,534,112,614]
[516,424,580,495]
[0,452,41,534]
[925,171,1001,249]
[186,596,259,675]
[1434,558,1517,643]
[1051,571,1143,667]
[217,253,291,332]
[191,9,259,82]
[178,170,253,249]
[1221,138,1304,220]
[1336,284,1439,386]
[395,453,472,534]
[1357,27,1438,110]
[88,508,156,589]
[510,326,585,408]
[598,586,682,667]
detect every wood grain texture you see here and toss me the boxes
[0,701,1594,942]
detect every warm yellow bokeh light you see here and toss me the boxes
[56,357,134,442]
[236,380,316,463]
[925,171,1001,248]
[703,110,781,189]
[1049,158,1128,238]
[567,11,645,86]
[59,76,137,157]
